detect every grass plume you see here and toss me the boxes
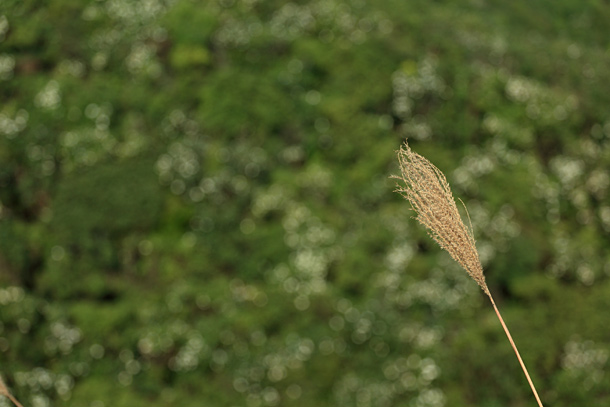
[393,141,544,407]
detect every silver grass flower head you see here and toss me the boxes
[393,142,490,297]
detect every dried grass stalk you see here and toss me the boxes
[0,375,24,407]
[393,141,544,407]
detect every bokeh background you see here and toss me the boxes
[1,0,610,406]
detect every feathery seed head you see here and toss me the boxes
[393,143,545,407]
[393,142,490,296]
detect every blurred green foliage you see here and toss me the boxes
[1,1,610,406]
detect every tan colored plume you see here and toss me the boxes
[393,141,543,407]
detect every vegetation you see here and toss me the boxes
[1,1,610,406]
[394,142,542,406]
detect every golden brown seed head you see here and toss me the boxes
[392,142,490,297]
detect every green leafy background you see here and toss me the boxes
[1,0,609,406]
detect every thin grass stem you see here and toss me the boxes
[490,296,544,407]
[6,392,24,407]
[0,376,24,407]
